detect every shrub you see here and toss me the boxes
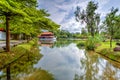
[85,34,102,50]
[77,42,85,49]
[29,38,38,46]
[109,54,116,60]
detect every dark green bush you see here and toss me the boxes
[77,42,85,49]
[85,35,102,50]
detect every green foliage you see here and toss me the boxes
[13,0,37,8]
[0,0,29,17]
[98,48,120,62]
[109,54,116,60]
[54,40,73,47]
[86,37,95,50]
[103,7,120,47]
[75,1,100,36]
[81,28,87,36]
[85,34,102,50]
[99,48,111,55]
[0,0,59,41]
[0,38,53,80]
[114,32,120,39]
[29,38,38,46]
[0,39,41,68]
[96,42,120,62]
[55,30,72,39]
[18,39,38,50]
[77,42,85,49]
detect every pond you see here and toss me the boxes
[0,40,120,80]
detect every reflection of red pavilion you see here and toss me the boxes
[38,32,56,41]
[38,41,54,47]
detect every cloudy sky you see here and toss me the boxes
[37,0,120,33]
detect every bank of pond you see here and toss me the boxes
[0,39,120,80]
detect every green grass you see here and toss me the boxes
[17,39,37,50]
[18,44,31,50]
[0,39,40,68]
[96,41,120,63]
[96,41,116,52]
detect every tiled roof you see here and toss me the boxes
[0,28,5,31]
[38,32,54,37]
[41,32,53,35]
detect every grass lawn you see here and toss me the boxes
[96,41,120,63]
[96,41,116,52]
[0,39,42,69]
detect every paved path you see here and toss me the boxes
[0,40,27,51]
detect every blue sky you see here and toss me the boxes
[37,0,120,33]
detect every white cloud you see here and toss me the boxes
[38,0,119,33]
[61,16,86,33]
[34,43,86,80]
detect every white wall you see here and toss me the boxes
[0,31,6,40]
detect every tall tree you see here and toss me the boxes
[10,8,59,39]
[75,1,100,36]
[0,0,29,52]
[81,28,87,35]
[0,0,59,53]
[113,15,120,39]
[94,13,100,33]
[10,8,49,38]
[104,7,119,48]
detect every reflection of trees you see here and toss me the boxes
[24,68,54,80]
[84,51,99,80]
[54,40,73,47]
[11,47,42,78]
[39,39,83,48]
[74,51,101,80]
[74,50,120,80]
[0,47,44,80]
[101,63,117,80]
[6,65,11,80]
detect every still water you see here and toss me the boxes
[0,40,120,80]
[36,41,120,80]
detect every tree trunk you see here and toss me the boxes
[110,36,112,48]
[6,15,10,52]
[91,26,94,37]
[110,28,114,48]
[13,34,20,40]
[6,65,11,80]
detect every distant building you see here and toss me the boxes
[38,32,56,41]
[0,28,6,40]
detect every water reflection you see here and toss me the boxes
[0,47,53,80]
[35,43,84,80]
[0,40,120,80]
[39,40,54,47]
[6,65,11,80]
[35,41,120,80]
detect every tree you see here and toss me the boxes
[94,13,100,33]
[81,28,87,35]
[0,0,29,52]
[113,15,120,39]
[11,7,59,39]
[0,0,60,52]
[104,7,119,48]
[75,1,100,37]
[9,8,51,40]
